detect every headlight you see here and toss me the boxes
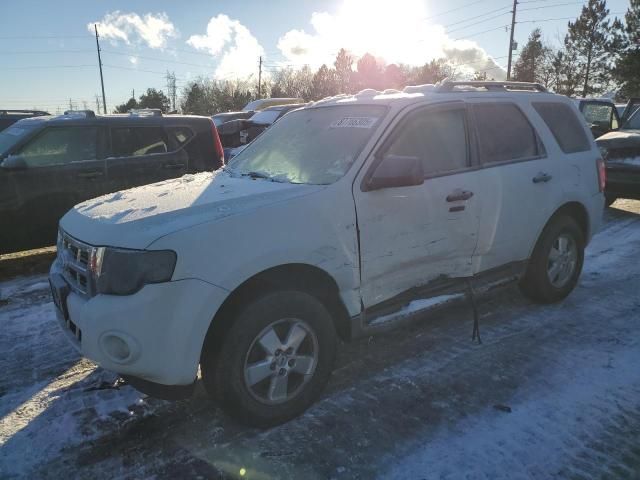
[91,247,177,295]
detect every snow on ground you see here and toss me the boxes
[0,200,639,479]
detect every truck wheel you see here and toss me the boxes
[519,215,584,304]
[202,290,337,427]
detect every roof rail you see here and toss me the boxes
[129,108,163,117]
[437,81,548,93]
[63,109,96,118]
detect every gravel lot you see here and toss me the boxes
[1,200,639,480]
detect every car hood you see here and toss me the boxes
[596,129,640,149]
[60,170,323,249]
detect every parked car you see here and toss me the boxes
[596,100,640,205]
[49,81,603,427]
[0,109,49,131]
[0,109,224,254]
[212,110,253,127]
[574,98,621,138]
[218,104,307,160]
[242,97,304,112]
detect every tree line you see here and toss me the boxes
[114,0,638,115]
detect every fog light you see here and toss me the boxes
[101,334,131,362]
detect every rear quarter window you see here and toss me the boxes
[168,126,194,146]
[533,102,591,154]
[473,103,541,164]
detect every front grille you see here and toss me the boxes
[58,231,94,296]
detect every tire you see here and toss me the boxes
[605,195,617,207]
[519,215,585,304]
[201,290,337,427]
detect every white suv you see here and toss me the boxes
[49,81,605,426]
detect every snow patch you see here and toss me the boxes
[370,294,465,326]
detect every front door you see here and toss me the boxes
[354,102,480,309]
[1,125,107,251]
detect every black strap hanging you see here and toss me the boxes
[466,278,482,344]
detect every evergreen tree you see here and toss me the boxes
[334,48,354,94]
[138,88,171,112]
[613,0,640,99]
[309,64,339,100]
[113,97,138,114]
[513,28,549,83]
[564,0,617,97]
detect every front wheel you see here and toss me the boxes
[201,290,337,427]
[519,215,585,304]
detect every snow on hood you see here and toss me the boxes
[60,171,323,249]
[596,129,640,149]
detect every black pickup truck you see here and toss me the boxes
[595,98,640,205]
[0,109,224,254]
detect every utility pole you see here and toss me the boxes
[166,71,177,111]
[258,56,262,97]
[94,24,107,114]
[95,94,101,113]
[69,98,73,111]
[506,0,518,80]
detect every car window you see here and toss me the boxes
[168,126,194,146]
[532,102,591,154]
[111,127,168,158]
[473,103,539,164]
[385,106,468,176]
[581,103,613,127]
[624,109,640,129]
[0,122,40,156]
[18,127,98,167]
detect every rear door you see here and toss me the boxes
[1,125,107,251]
[467,99,561,273]
[354,102,481,308]
[580,101,619,138]
[106,125,188,192]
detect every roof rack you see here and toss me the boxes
[128,108,163,117]
[0,109,50,116]
[437,81,548,93]
[63,109,96,118]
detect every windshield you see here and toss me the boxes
[212,117,223,127]
[249,109,283,125]
[228,104,386,185]
[0,123,39,157]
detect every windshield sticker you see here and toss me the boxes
[330,117,378,129]
[5,128,25,136]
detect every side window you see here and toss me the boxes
[111,127,168,158]
[532,102,591,154]
[386,107,468,176]
[18,127,98,167]
[581,103,613,128]
[168,126,194,146]
[473,103,539,164]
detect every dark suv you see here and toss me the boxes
[0,109,224,254]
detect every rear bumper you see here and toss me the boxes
[605,163,640,199]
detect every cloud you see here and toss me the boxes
[128,56,138,65]
[88,11,177,49]
[276,0,505,79]
[187,14,264,80]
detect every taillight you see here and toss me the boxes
[210,120,225,165]
[596,157,606,192]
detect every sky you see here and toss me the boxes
[0,0,631,113]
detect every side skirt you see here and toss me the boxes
[350,261,527,339]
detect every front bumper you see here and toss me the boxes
[50,259,228,386]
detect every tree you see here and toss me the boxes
[564,0,617,97]
[309,64,339,100]
[383,64,406,90]
[269,66,314,100]
[353,53,385,91]
[613,0,640,99]
[180,81,212,115]
[334,48,354,94]
[138,88,171,112]
[408,58,457,85]
[472,71,495,81]
[113,97,138,114]
[513,28,550,83]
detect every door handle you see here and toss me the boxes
[77,171,103,179]
[446,190,474,202]
[163,163,185,169]
[532,172,552,183]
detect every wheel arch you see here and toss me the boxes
[529,201,590,259]
[200,263,351,364]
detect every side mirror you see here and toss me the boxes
[364,154,424,192]
[0,154,27,170]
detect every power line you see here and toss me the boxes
[4,64,95,70]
